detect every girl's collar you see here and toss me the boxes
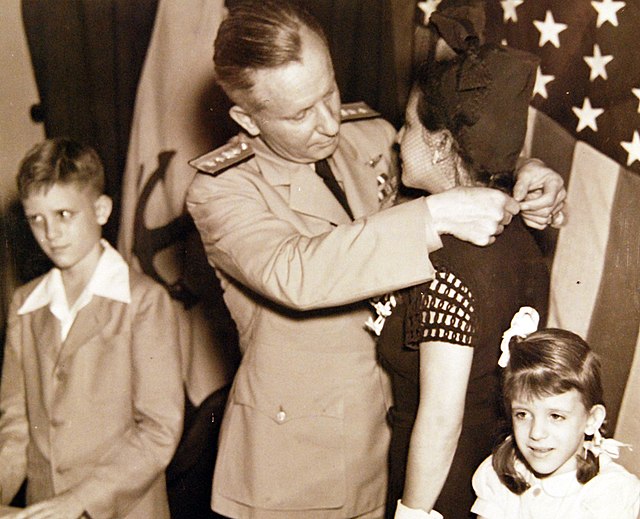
[516,459,583,498]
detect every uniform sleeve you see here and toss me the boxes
[70,280,184,518]
[470,456,510,519]
[582,466,640,519]
[0,294,29,504]
[404,266,477,349]
[187,172,437,311]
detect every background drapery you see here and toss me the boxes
[20,0,159,244]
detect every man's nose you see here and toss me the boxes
[316,101,339,136]
[395,125,406,145]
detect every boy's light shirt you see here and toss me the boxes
[18,239,131,341]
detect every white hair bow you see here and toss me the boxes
[584,429,632,460]
[498,306,540,368]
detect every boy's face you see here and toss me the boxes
[22,183,111,272]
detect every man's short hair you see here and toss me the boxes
[214,0,328,108]
[17,138,105,200]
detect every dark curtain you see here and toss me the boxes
[301,0,412,127]
[21,0,159,248]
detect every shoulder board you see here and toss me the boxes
[340,102,381,122]
[188,136,254,177]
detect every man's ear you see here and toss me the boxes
[229,105,261,137]
[585,404,606,435]
[94,194,113,226]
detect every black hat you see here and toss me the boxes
[417,5,539,183]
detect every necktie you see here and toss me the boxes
[314,159,354,220]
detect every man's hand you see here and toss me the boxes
[9,493,85,519]
[513,158,566,229]
[425,186,520,246]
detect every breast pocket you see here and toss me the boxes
[216,362,347,510]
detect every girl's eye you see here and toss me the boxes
[513,410,528,420]
[550,413,565,421]
[58,210,74,219]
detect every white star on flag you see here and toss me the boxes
[533,10,568,48]
[417,0,442,24]
[621,131,640,166]
[572,97,604,132]
[533,66,555,99]
[501,0,524,23]
[591,0,626,28]
[584,44,613,81]
[633,88,640,113]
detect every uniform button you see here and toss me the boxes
[275,410,287,423]
[532,487,542,497]
[55,370,67,382]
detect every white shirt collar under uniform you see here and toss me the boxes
[18,239,131,341]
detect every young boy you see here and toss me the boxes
[0,138,184,519]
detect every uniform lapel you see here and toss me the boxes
[255,142,352,225]
[328,134,379,219]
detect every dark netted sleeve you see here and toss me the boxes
[404,266,477,349]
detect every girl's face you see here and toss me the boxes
[511,389,603,477]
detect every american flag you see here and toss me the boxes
[417,0,640,472]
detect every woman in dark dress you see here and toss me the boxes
[378,7,550,519]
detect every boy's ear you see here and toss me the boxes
[229,105,261,137]
[94,194,113,226]
[585,404,606,435]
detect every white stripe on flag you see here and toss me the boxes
[547,141,620,338]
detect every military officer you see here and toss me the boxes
[186,1,565,517]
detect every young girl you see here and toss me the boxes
[472,312,640,518]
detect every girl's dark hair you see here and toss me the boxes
[492,328,604,493]
[17,138,105,200]
[213,0,328,109]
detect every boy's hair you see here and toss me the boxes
[213,0,328,110]
[493,328,604,493]
[17,138,105,200]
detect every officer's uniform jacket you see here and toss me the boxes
[186,104,441,518]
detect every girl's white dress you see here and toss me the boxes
[471,454,640,519]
